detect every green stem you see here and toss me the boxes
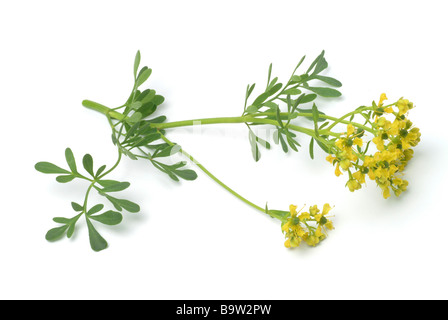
[83,99,335,137]
[158,132,283,220]
[253,112,375,134]
[98,150,123,180]
[83,100,126,121]
[82,182,96,212]
[325,107,373,132]
[83,99,366,151]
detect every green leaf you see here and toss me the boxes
[306,50,325,74]
[278,133,288,153]
[267,63,273,87]
[133,133,161,147]
[65,148,77,173]
[133,50,141,79]
[313,56,328,75]
[249,130,261,162]
[292,55,306,75]
[86,218,108,252]
[276,106,284,128]
[97,180,122,188]
[315,139,330,153]
[90,210,123,225]
[87,204,104,216]
[313,75,342,87]
[251,92,270,108]
[282,88,302,96]
[300,94,317,104]
[290,75,303,84]
[105,195,140,213]
[101,182,131,193]
[127,112,142,124]
[135,67,152,88]
[82,154,94,177]
[309,137,315,160]
[53,217,71,224]
[307,87,341,98]
[71,202,83,212]
[146,116,167,124]
[137,89,156,104]
[286,135,299,152]
[245,84,256,111]
[245,105,258,114]
[312,104,320,136]
[174,169,198,181]
[153,144,180,158]
[251,83,283,108]
[35,162,70,175]
[56,175,75,183]
[130,101,142,110]
[152,95,165,106]
[67,223,76,239]
[45,225,69,242]
[95,165,107,178]
[254,135,271,149]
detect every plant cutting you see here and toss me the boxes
[35,51,420,251]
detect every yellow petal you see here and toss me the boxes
[379,93,388,106]
[322,203,332,215]
[347,124,355,136]
[289,204,298,216]
[335,163,343,177]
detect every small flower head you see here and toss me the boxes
[326,93,420,199]
[282,203,334,248]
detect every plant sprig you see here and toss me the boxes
[36,148,139,251]
[36,50,419,251]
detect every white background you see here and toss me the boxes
[1,0,448,300]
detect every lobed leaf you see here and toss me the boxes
[82,154,94,177]
[90,210,123,226]
[133,50,141,79]
[101,182,131,193]
[307,87,341,98]
[35,162,70,175]
[86,218,108,252]
[65,148,77,173]
[45,225,69,242]
[56,175,75,183]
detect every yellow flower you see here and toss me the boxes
[353,170,366,184]
[335,163,342,177]
[353,137,363,147]
[372,136,385,151]
[306,235,320,247]
[347,179,361,192]
[325,220,334,230]
[397,99,410,115]
[382,187,391,199]
[289,204,298,216]
[340,159,351,171]
[309,205,320,216]
[322,203,332,215]
[347,124,355,136]
[282,204,335,248]
[315,226,325,239]
[384,106,393,113]
[326,154,336,163]
[299,211,310,221]
[379,93,388,106]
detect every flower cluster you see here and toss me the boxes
[327,94,421,198]
[282,204,334,248]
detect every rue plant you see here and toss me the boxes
[35,51,420,251]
